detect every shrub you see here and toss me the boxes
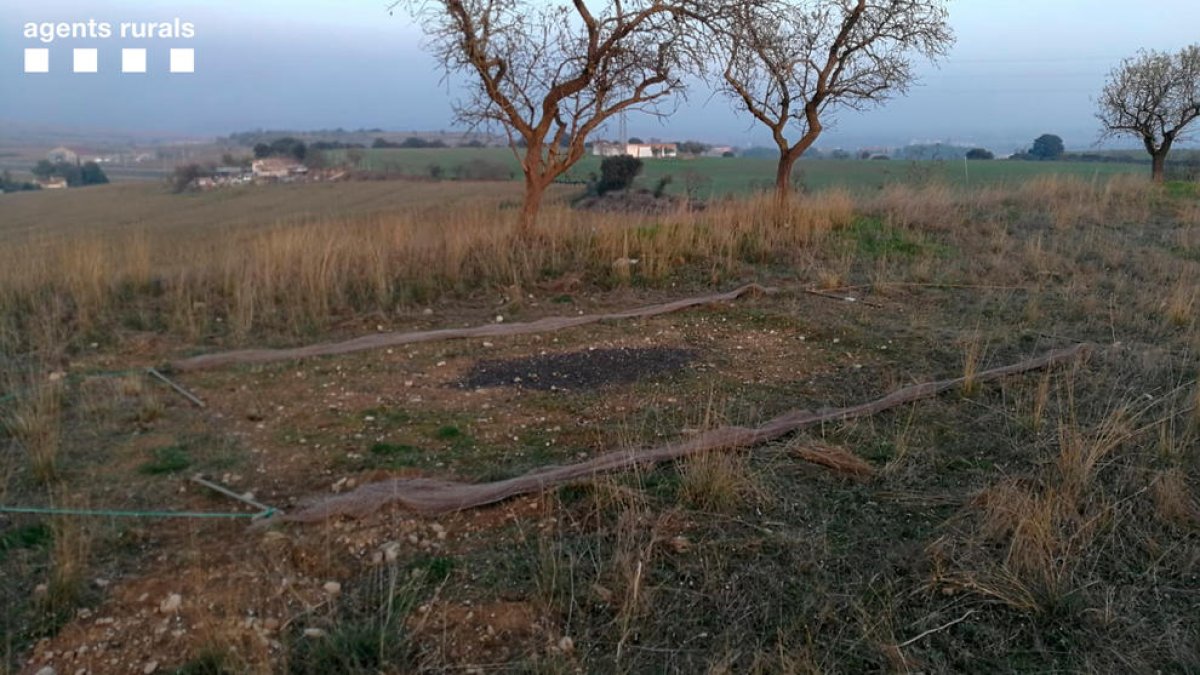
[170,164,208,193]
[597,155,643,194]
[653,174,673,198]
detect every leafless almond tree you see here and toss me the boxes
[1097,45,1200,183]
[714,0,951,205]
[391,0,703,234]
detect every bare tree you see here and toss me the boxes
[1097,45,1200,183]
[714,0,951,205]
[391,0,702,234]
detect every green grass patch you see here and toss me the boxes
[1163,180,1199,199]
[288,622,404,675]
[138,445,192,475]
[843,216,926,258]
[336,148,1145,197]
[0,523,52,562]
[434,425,462,440]
[367,442,421,468]
[412,555,456,583]
[174,649,235,675]
[369,442,419,456]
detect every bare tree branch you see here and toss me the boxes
[709,0,952,204]
[391,0,707,232]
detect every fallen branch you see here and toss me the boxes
[282,343,1090,523]
[172,284,774,372]
[791,443,875,478]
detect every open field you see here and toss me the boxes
[344,148,1148,196]
[2,174,1200,673]
[0,155,1149,246]
[0,181,524,245]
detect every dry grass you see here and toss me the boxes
[1164,278,1196,327]
[3,172,1199,672]
[678,450,764,511]
[871,182,961,232]
[0,186,859,355]
[0,175,1168,360]
[931,387,1164,615]
[1152,467,1200,526]
[3,378,64,485]
[959,329,984,397]
[1014,173,1153,229]
[790,442,875,479]
[44,507,92,620]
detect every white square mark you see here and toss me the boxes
[73,48,98,73]
[25,48,50,73]
[122,48,147,73]
[169,48,194,73]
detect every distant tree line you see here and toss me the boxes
[676,141,711,155]
[1,170,40,192]
[253,137,307,161]
[225,128,385,146]
[310,140,366,151]
[374,137,446,149]
[31,159,108,187]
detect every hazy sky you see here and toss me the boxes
[2,0,1198,151]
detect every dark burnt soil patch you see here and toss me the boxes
[459,346,698,391]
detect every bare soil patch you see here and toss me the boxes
[458,346,698,391]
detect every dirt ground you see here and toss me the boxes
[4,193,1200,673]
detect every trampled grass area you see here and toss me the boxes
[2,173,1199,673]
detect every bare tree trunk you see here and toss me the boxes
[1151,151,1168,183]
[774,134,817,211]
[774,152,799,209]
[518,177,545,236]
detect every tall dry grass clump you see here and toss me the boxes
[3,377,64,485]
[871,182,961,231]
[930,396,1138,613]
[1015,174,1153,228]
[44,507,93,620]
[678,450,763,512]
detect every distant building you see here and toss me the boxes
[592,141,678,159]
[251,158,308,180]
[706,145,735,157]
[46,146,79,164]
[38,177,68,189]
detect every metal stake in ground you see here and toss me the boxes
[147,367,206,408]
[191,474,281,520]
